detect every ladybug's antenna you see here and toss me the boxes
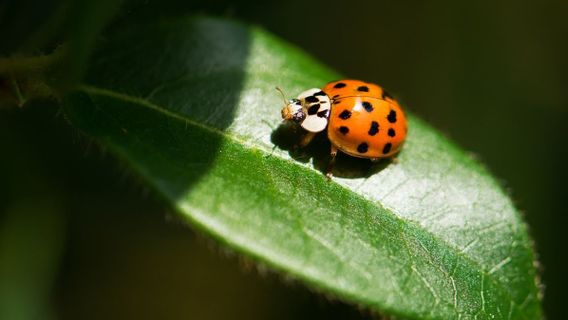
[275,87,288,105]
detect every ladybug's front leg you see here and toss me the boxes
[291,131,316,157]
[326,145,338,179]
[298,131,316,148]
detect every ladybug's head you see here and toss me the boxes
[277,87,330,133]
[281,98,305,123]
[277,87,305,123]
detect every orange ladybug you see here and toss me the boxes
[280,79,407,177]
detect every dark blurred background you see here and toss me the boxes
[1,0,566,319]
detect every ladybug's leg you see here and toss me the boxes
[298,132,316,148]
[326,145,338,179]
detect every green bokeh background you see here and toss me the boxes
[1,0,566,319]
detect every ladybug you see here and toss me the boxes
[280,79,407,177]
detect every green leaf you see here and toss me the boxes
[62,17,542,319]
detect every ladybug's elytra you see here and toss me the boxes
[280,79,408,177]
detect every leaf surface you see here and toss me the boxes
[63,17,542,319]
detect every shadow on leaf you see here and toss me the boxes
[271,122,392,179]
[64,17,251,200]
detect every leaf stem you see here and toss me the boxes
[0,45,66,76]
[10,78,26,108]
[0,45,66,107]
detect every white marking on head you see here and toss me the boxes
[296,88,331,133]
[297,88,322,100]
[301,115,328,132]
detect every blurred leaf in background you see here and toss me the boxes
[0,112,65,320]
[0,0,122,105]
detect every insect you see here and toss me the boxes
[279,79,407,177]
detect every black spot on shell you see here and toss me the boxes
[387,110,397,123]
[334,82,347,88]
[388,128,396,137]
[339,110,352,119]
[305,96,319,103]
[317,110,329,118]
[362,101,374,112]
[332,94,340,99]
[383,143,392,154]
[339,126,349,135]
[314,91,327,96]
[368,121,379,136]
[357,142,369,153]
[307,104,320,115]
[382,90,393,100]
[357,86,369,92]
